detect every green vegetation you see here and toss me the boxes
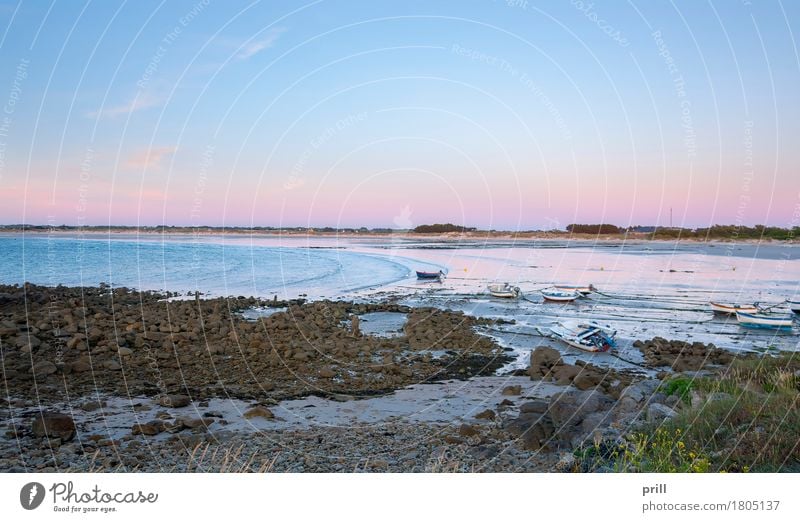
[649,224,800,240]
[411,223,477,233]
[566,224,622,234]
[579,354,800,472]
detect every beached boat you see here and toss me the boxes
[543,320,617,353]
[541,289,581,302]
[416,270,444,280]
[789,301,800,314]
[554,284,595,295]
[487,283,520,299]
[709,302,758,315]
[735,311,794,329]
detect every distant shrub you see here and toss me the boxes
[565,224,621,234]
[412,223,476,233]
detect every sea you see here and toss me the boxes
[1,232,798,368]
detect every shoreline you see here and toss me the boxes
[0,227,800,246]
[1,227,796,245]
[2,283,797,472]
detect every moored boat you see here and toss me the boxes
[487,283,520,299]
[735,311,794,329]
[416,270,444,280]
[789,301,800,314]
[541,289,581,302]
[544,320,617,352]
[554,284,595,295]
[710,302,758,315]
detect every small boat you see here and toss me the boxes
[487,283,520,299]
[416,270,444,280]
[735,311,794,330]
[541,289,581,302]
[789,301,800,314]
[554,284,595,295]
[544,320,617,353]
[710,302,758,315]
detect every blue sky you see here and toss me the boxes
[1,0,798,229]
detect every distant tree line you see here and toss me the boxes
[412,223,477,233]
[566,224,622,234]
[652,225,799,240]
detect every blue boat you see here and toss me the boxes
[416,270,444,280]
[735,311,794,330]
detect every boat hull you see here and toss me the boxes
[789,301,800,314]
[548,320,616,352]
[487,284,520,299]
[416,271,442,280]
[541,289,580,302]
[554,285,594,295]
[735,311,794,329]
[710,302,758,314]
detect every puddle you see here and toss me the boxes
[357,312,407,338]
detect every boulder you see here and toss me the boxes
[158,394,191,408]
[131,420,164,436]
[519,400,549,414]
[528,347,563,379]
[646,403,678,422]
[501,385,522,396]
[474,409,496,420]
[243,406,274,420]
[32,412,76,441]
[32,360,57,377]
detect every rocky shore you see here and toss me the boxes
[1,283,777,472]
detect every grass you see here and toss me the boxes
[581,354,800,472]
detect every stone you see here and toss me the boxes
[117,347,133,356]
[180,417,215,430]
[104,360,121,371]
[319,367,336,379]
[474,409,496,420]
[528,346,563,379]
[458,423,479,437]
[158,394,191,408]
[501,385,522,396]
[32,412,76,441]
[131,421,164,436]
[646,403,678,422]
[243,406,274,420]
[80,401,106,412]
[32,360,57,377]
[548,389,613,429]
[71,359,91,373]
[519,400,549,414]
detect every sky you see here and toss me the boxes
[0,0,798,230]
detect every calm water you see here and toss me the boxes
[1,233,798,362]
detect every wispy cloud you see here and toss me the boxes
[87,91,162,119]
[235,28,285,61]
[125,146,176,170]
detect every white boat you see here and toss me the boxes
[789,301,800,314]
[541,289,581,302]
[554,284,595,295]
[542,320,617,353]
[709,301,758,315]
[735,311,794,329]
[487,283,520,299]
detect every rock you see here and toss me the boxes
[104,360,121,371]
[117,347,133,357]
[32,360,57,376]
[180,417,215,430]
[474,409,496,420]
[572,371,603,390]
[158,394,191,408]
[243,406,274,420]
[319,367,336,379]
[646,403,678,422]
[528,347,563,379]
[32,412,76,441]
[501,385,522,396]
[80,400,106,412]
[548,389,613,435]
[131,421,164,436]
[519,400,549,414]
[70,359,92,373]
[458,424,479,437]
